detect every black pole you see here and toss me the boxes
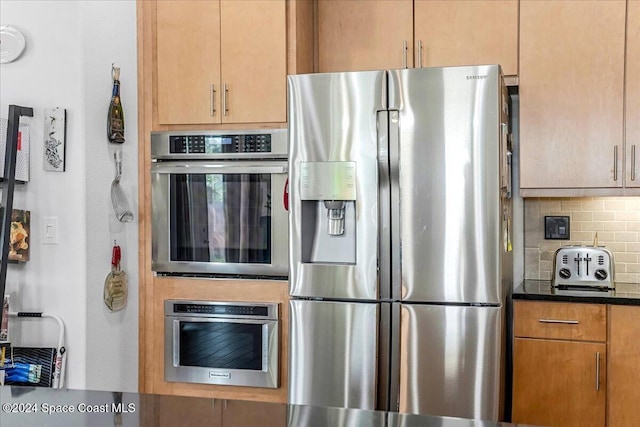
[0,105,33,329]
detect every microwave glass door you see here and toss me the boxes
[178,320,266,371]
[170,173,272,264]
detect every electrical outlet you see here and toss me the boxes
[43,216,58,245]
[544,216,570,240]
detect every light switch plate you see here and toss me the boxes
[42,216,58,245]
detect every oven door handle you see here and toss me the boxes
[151,162,288,175]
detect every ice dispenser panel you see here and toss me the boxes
[300,162,356,265]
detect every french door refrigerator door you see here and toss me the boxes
[288,71,387,301]
[388,65,503,304]
[289,300,391,411]
[398,304,503,420]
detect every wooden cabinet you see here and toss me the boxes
[154,395,222,426]
[146,397,286,427]
[156,1,220,125]
[218,1,286,124]
[519,1,627,194]
[626,1,640,188]
[413,1,517,75]
[317,0,413,71]
[222,400,286,427]
[512,301,606,427]
[317,0,517,75]
[513,339,606,427]
[608,305,640,426]
[514,300,606,341]
[138,0,312,399]
[156,0,286,125]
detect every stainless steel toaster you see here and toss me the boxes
[552,246,615,290]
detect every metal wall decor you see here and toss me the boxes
[44,107,66,172]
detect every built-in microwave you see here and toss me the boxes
[151,129,288,278]
[164,300,279,388]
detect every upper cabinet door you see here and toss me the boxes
[317,0,414,72]
[220,0,286,124]
[519,0,625,190]
[413,0,518,76]
[626,1,640,188]
[156,0,221,125]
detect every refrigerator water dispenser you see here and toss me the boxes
[299,162,356,264]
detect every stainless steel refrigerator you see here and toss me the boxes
[287,65,513,421]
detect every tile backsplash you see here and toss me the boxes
[524,197,640,283]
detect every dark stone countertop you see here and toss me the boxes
[0,386,538,427]
[513,280,640,305]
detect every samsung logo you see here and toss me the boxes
[466,75,487,80]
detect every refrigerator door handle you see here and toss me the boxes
[377,111,391,300]
[388,110,402,301]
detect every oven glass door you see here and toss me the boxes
[151,161,288,276]
[171,172,272,265]
[177,319,267,371]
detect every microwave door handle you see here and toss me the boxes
[152,163,288,175]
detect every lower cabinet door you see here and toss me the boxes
[512,338,606,427]
[608,305,640,427]
[153,395,222,427]
[222,400,286,427]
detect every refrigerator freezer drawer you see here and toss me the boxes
[288,300,379,410]
[398,304,503,420]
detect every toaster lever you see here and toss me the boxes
[574,254,583,276]
[585,254,592,276]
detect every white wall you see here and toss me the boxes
[0,0,138,392]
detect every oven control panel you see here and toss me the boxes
[151,129,287,159]
[166,300,278,319]
[169,134,272,154]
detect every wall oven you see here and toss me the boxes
[164,300,279,388]
[151,129,288,277]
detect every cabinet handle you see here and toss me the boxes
[210,84,216,117]
[417,40,423,68]
[223,83,229,116]
[538,319,579,324]
[595,352,601,391]
[402,40,408,69]
[632,145,637,181]
[614,145,619,181]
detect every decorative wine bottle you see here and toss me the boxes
[107,65,125,144]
